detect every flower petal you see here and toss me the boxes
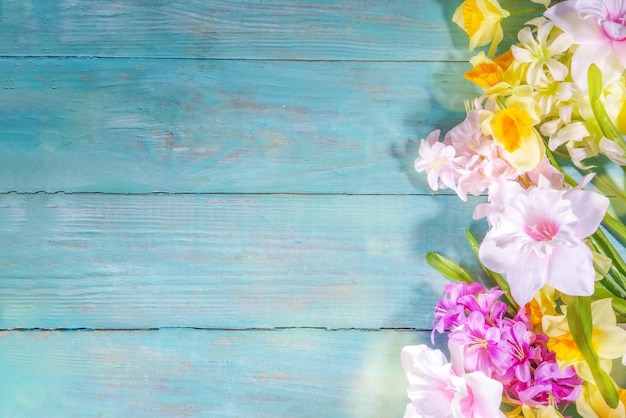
[565,189,609,238]
[545,1,605,43]
[462,371,504,417]
[504,252,549,305]
[547,243,595,297]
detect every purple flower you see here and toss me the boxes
[498,321,543,384]
[432,282,485,337]
[448,311,510,376]
[503,341,582,408]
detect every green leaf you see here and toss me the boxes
[425,252,474,284]
[588,63,603,102]
[603,212,626,248]
[588,64,626,149]
[567,297,620,408]
[590,226,626,294]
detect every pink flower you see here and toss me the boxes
[433,282,486,336]
[448,311,510,376]
[401,344,504,418]
[545,0,626,89]
[477,179,609,305]
[414,108,519,201]
[498,321,538,384]
[507,359,581,407]
[414,130,458,192]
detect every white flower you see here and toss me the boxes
[511,19,573,86]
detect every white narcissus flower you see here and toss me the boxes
[401,344,504,418]
[477,179,609,305]
[511,19,573,86]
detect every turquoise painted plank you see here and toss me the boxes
[0,193,485,329]
[0,0,472,61]
[0,328,435,417]
[0,58,478,194]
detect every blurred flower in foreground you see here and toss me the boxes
[401,344,504,417]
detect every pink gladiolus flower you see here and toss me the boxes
[401,344,504,418]
[545,0,626,89]
[478,179,609,305]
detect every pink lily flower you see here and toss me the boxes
[545,0,626,89]
[401,344,504,418]
[477,179,609,305]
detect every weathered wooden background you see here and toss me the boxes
[0,1,528,416]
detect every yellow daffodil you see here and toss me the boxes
[578,383,626,417]
[452,0,510,56]
[481,86,545,171]
[576,382,626,418]
[525,285,558,332]
[542,299,626,383]
[505,404,563,418]
[465,52,503,89]
[465,50,521,93]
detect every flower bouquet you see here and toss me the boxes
[402,0,626,416]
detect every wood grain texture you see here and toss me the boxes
[0,328,438,417]
[0,58,478,194]
[0,0,471,61]
[0,0,550,416]
[0,193,486,329]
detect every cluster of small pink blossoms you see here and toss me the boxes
[433,282,582,409]
[413,105,519,202]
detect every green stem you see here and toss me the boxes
[508,7,543,16]
[592,172,626,208]
[568,297,620,408]
[590,225,626,294]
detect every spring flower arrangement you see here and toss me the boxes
[403,0,626,417]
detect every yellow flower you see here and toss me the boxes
[542,299,626,383]
[505,404,564,418]
[452,0,510,56]
[481,87,545,171]
[525,285,558,332]
[465,50,515,89]
[576,383,626,418]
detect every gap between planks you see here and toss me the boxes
[0,55,469,63]
[0,191,462,197]
[0,326,430,333]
